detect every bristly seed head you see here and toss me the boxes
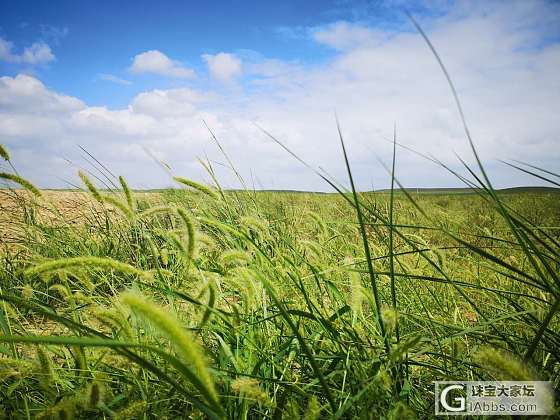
[0,144,10,161]
[78,171,102,202]
[22,284,34,299]
[173,176,218,199]
[0,172,42,197]
[120,290,219,406]
[475,347,535,381]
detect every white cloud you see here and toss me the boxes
[0,74,84,114]
[247,59,301,79]
[0,1,559,191]
[311,21,386,50]
[130,50,195,78]
[202,53,242,82]
[230,50,302,82]
[21,42,55,65]
[0,37,55,65]
[131,87,216,118]
[98,73,132,85]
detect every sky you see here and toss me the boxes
[0,0,559,191]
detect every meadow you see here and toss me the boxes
[0,136,559,418]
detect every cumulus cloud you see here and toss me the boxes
[1,1,559,191]
[130,50,195,78]
[0,37,55,65]
[202,52,242,82]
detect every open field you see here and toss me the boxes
[0,163,559,418]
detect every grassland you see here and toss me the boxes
[0,152,559,419]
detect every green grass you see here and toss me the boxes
[0,157,558,418]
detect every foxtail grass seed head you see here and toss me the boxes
[25,256,151,280]
[196,232,215,251]
[300,240,322,258]
[73,291,91,304]
[173,176,218,199]
[37,399,76,420]
[146,236,163,266]
[0,172,42,197]
[307,210,327,235]
[120,291,219,405]
[230,267,260,310]
[160,247,169,266]
[71,345,87,372]
[175,207,196,262]
[453,339,467,357]
[0,358,34,380]
[303,396,321,420]
[84,381,105,408]
[474,347,535,381]
[49,283,71,298]
[0,144,10,161]
[114,400,147,420]
[375,368,393,393]
[219,249,251,268]
[138,205,174,219]
[390,334,425,362]
[102,195,135,220]
[21,284,34,299]
[35,346,56,389]
[90,303,132,337]
[163,231,186,255]
[78,171,102,202]
[91,307,123,334]
[381,306,398,335]
[240,216,270,236]
[285,399,301,419]
[119,175,135,211]
[231,377,271,406]
[198,216,244,239]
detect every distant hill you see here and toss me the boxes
[226,186,560,194]
[372,186,560,194]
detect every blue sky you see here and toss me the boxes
[1,0,383,107]
[0,0,559,190]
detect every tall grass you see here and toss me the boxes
[0,139,558,418]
